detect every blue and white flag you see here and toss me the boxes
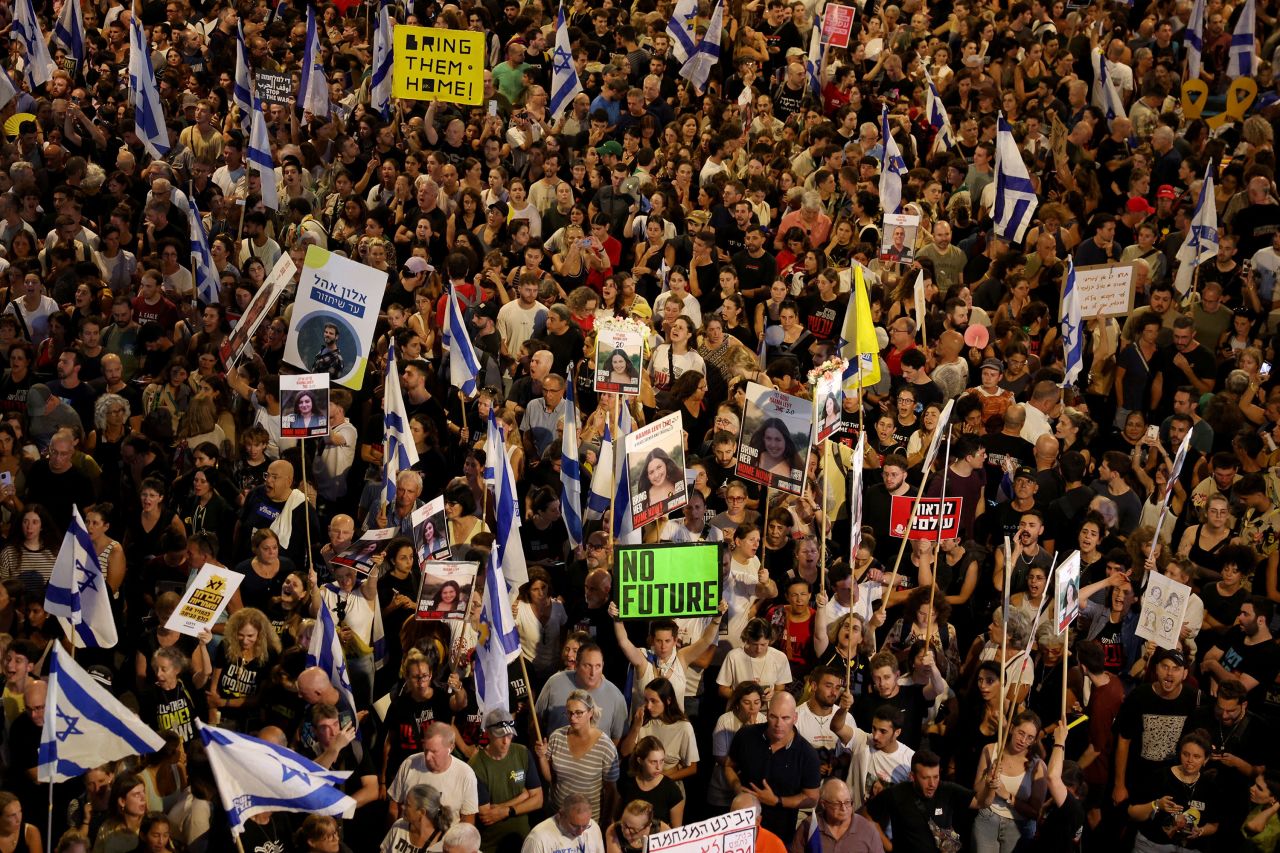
[38,644,164,782]
[1061,258,1083,388]
[1090,48,1125,123]
[382,338,419,508]
[924,67,954,155]
[473,518,521,716]
[371,0,394,120]
[804,814,823,853]
[299,4,330,118]
[1186,0,1207,79]
[805,15,824,96]
[667,0,699,65]
[484,409,529,587]
[197,721,355,836]
[187,194,219,307]
[128,12,168,158]
[1174,163,1219,296]
[679,0,722,93]
[560,367,583,550]
[247,89,279,211]
[45,506,117,648]
[549,3,582,118]
[234,23,253,135]
[879,106,907,215]
[12,0,54,88]
[307,598,357,715]
[611,404,640,544]
[0,70,16,111]
[1229,0,1257,78]
[993,113,1038,244]
[585,419,615,519]
[442,285,481,398]
[54,0,85,63]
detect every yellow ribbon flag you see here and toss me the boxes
[840,264,881,390]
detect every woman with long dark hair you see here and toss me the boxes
[0,503,59,599]
[619,678,698,785]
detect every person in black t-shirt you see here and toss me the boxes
[382,648,465,785]
[866,749,994,853]
[1042,723,1087,853]
[855,650,945,750]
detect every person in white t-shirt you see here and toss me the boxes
[723,523,776,650]
[610,600,726,710]
[521,793,605,853]
[795,666,859,779]
[388,722,479,824]
[717,618,793,701]
[859,705,915,802]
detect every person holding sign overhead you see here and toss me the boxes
[608,600,726,711]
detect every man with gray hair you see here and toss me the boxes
[790,779,884,853]
[443,822,482,853]
[521,793,604,853]
[388,721,478,824]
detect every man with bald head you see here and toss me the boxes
[730,792,787,853]
[931,330,969,402]
[6,679,45,820]
[725,692,821,839]
[790,779,884,853]
[235,458,322,566]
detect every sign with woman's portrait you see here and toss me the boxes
[593,322,645,396]
[417,561,478,621]
[280,373,330,438]
[411,495,451,564]
[626,410,688,527]
[811,368,843,445]
[1055,551,1081,634]
[736,382,813,496]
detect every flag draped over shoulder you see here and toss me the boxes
[44,506,117,648]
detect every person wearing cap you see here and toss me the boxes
[469,709,543,853]
[966,357,1015,423]
[1112,646,1199,808]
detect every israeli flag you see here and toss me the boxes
[1090,48,1125,123]
[473,525,522,716]
[12,0,54,88]
[45,506,117,648]
[612,404,640,544]
[848,433,865,565]
[54,0,85,63]
[549,3,583,118]
[1061,258,1083,388]
[299,4,330,118]
[560,367,583,550]
[128,12,169,158]
[1174,163,1219,296]
[805,15,824,96]
[1228,0,1256,78]
[679,0,723,93]
[442,285,481,398]
[0,70,16,111]
[307,598,357,715]
[924,68,955,155]
[38,644,164,782]
[484,409,529,587]
[383,338,419,508]
[804,813,823,853]
[879,106,907,215]
[187,194,219,307]
[234,23,253,135]
[247,89,279,211]
[993,113,1038,244]
[1186,0,1207,79]
[585,419,615,519]
[667,0,699,65]
[197,721,355,836]
[371,0,394,120]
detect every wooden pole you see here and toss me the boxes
[875,470,938,621]
[519,656,543,742]
[998,535,1011,754]
[924,430,953,648]
[1061,622,1070,724]
[300,437,313,577]
[608,395,619,543]
[820,444,828,593]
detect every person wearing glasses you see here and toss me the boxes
[522,793,605,853]
[790,779,885,853]
[884,318,918,377]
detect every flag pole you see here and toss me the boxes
[820,445,828,593]
[925,429,953,648]
[518,656,543,742]
[998,535,1011,751]
[874,471,937,621]
[608,395,619,544]
[1061,622,1070,724]
[300,437,313,577]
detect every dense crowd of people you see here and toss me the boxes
[0,0,1272,851]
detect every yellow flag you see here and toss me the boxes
[840,264,881,390]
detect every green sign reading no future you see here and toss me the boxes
[615,543,722,619]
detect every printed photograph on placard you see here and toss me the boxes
[280,373,330,438]
[736,382,814,495]
[593,322,645,396]
[879,213,920,264]
[1055,552,1081,634]
[812,367,843,444]
[417,560,478,620]
[411,496,450,564]
[331,527,397,574]
[626,410,688,527]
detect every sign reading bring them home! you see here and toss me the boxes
[393,26,484,105]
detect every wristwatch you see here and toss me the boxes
[508,806,515,819]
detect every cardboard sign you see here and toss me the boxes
[888,495,963,540]
[284,246,387,390]
[615,543,721,619]
[1072,263,1136,318]
[280,373,330,438]
[1135,571,1192,651]
[392,26,484,105]
[821,4,855,48]
[165,564,244,637]
[256,71,293,106]
[417,560,477,620]
[626,410,688,526]
[331,527,397,574]
[647,808,758,853]
[736,382,813,496]
[221,253,296,369]
[593,321,644,396]
[1055,550,1081,634]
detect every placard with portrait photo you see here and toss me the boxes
[879,212,920,264]
[280,373,330,438]
[736,381,814,496]
[412,495,451,564]
[594,321,645,396]
[626,410,688,527]
[417,560,478,621]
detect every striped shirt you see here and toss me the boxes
[547,727,620,822]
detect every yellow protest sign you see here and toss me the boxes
[393,26,484,105]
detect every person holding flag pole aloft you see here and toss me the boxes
[922,424,955,663]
